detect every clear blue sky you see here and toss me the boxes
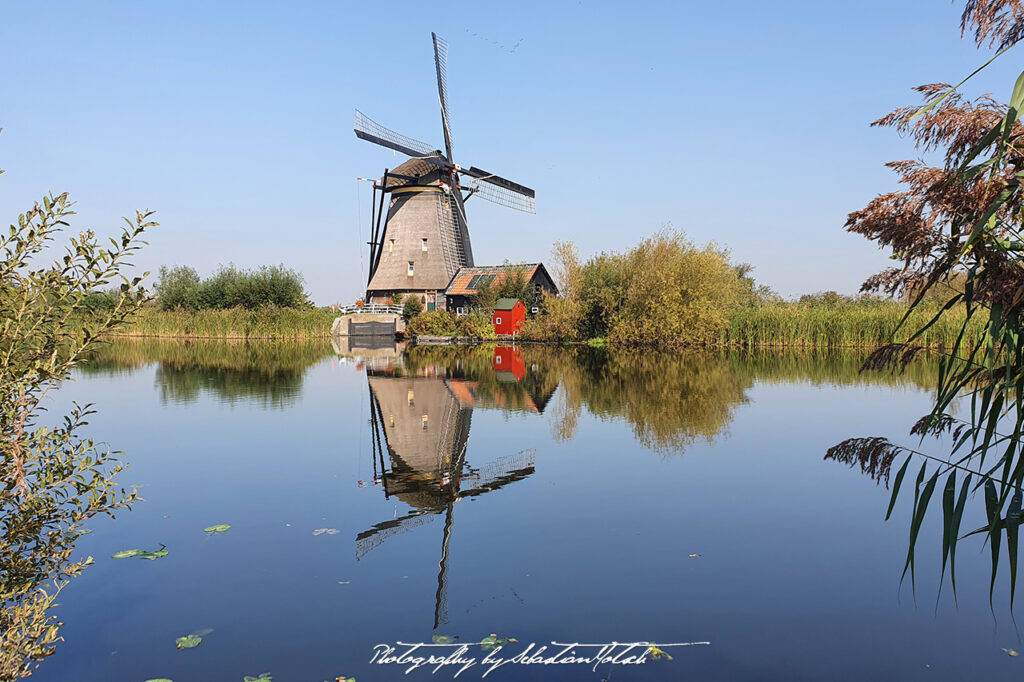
[1,1,1020,304]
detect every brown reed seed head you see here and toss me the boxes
[825,437,901,487]
[962,0,1024,50]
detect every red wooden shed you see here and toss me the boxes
[492,298,526,335]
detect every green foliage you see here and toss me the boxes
[204,524,230,534]
[527,230,742,346]
[456,310,496,339]
[154,265,202,310]
[402,296,423,321]
[406,310,457,336]
[155,264,308,311]
[405,309,497,339]
[0,185,154,678]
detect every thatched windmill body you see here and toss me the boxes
[356,33,535,308]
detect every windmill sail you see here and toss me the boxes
[354,110,437,159]
[432,32,454,162]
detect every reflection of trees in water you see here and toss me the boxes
[393,346,940,456]
[79,339,333,407]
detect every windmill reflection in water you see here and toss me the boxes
[357,347,550,628]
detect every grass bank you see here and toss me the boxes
[110,307,337,339]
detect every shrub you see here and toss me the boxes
[456,310,497,339]
[406,310,456,336]
[155,264,308,311]
[402,296,423,321]
[155,265,202,311]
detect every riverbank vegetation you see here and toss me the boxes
[1,188,154,678]
[396,229,975,349]
[829,0,1024,601]
[111,306,336,339]
[154,264,309,310]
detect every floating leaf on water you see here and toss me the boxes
[479,634,515,652]
[432,634,459,644]
[243,673,273,682]
[312,528,340,536]
[647,645,672,661]
[335,677,356,682]
[145,679,173,682]
[1003,647,1019,657]
[137,550,169,560]
[175,634,202,649]
[204,524,231,534]
[111,549,142,559]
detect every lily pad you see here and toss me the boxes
[137,549,169,560]
[175,634,202,649]
[204,524,231,534]
[111,549,143,559]
[145,679,173,682]
[242,673,273,681]
[312,528,340,536]
[432,635,459,644]
[479,634,516,652]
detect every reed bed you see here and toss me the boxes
[110,307,337,340]
[723,301,981,349]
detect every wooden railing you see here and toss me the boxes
[336,304,403,316]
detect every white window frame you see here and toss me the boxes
[421,238,428,252]
[495,316,503,325]
[407,261,414,276]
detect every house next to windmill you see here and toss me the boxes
[355,33,554,313]
[444,263,557,315]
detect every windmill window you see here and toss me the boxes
[422,414,429,430]
[407,389,414,405]
[407,261,414,276]
[495,317,503,325]
[421,238,428,252]
[389,239,395,253]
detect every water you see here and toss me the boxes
[26,340,1023,681]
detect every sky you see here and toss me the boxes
[1,0,1021,305]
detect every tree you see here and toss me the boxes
[0,183,155,678]
[835,1,1024,601]
[403,296,423,321]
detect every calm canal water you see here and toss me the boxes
[30,340,1024,681]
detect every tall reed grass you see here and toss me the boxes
[110,307,336,339]
[723,300,980,349]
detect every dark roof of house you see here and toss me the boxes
[445,264,544,296]
[494,298,521,310]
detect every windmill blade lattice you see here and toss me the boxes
[354,110,438,159]
[432,32,454,161]
[463,176,536,214]
[356,509,443,560]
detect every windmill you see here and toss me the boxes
[355,32,536,307]
[359,373,536,627]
